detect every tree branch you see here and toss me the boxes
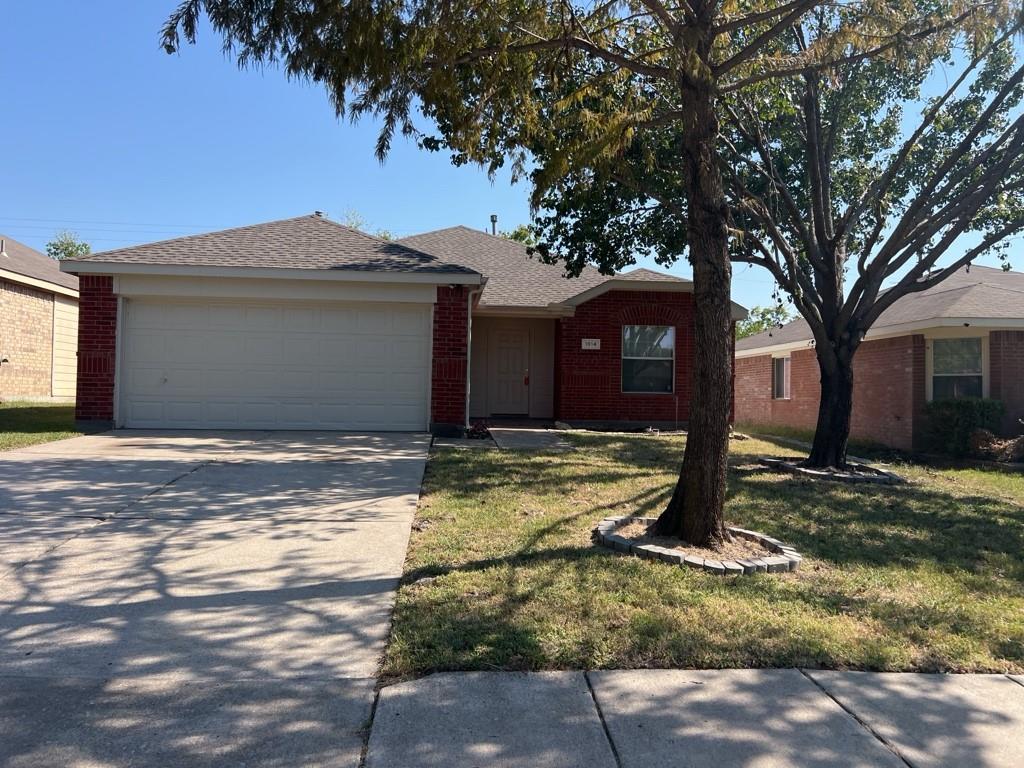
[719,8,983,93]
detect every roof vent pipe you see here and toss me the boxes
[489,214,497,236]
[0,239,7,258]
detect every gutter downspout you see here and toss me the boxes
[464,279,487,432]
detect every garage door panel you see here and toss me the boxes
[282,338,319,365]
[320,307,356,328]
[317,370,356,392]
[207,305,247,328]
[122,299,432,430]
[392,307,429,334]
[126,334,166,363]
[319,338,356,359]
[203,401,239,424]
[167,401,204,423]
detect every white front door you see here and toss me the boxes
[119,298,431,430]
[490,327,530,414]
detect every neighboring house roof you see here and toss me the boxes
[61,215,478,277]
[0,234,79,293]
[736,265,1024,354]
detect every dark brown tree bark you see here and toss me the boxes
[805,345,856,469]
[655,53,733,546]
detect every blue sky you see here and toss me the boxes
[0,3,1006,312]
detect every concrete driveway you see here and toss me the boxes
[0,430,429,767]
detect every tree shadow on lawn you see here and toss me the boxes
[428,438,1024,581]
[395,436,1024,674]
[728,463,1024,583]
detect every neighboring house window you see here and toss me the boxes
[622,325,675,393]
[772,356,791,400]
[932,337,983,399]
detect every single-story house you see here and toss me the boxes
[734,265,1024,450]
[0,234,79,399]
[60,214,746,433]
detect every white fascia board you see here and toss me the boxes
[735,339,816,359]
[734,317,1024,359]
[60,260,482,285]
[559,279,692,307]
[0,268,79,298]
[554,278,748,320]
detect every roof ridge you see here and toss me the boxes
[312,216,451,264]
[68,214,319,262]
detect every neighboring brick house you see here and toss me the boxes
[735,266,1024,450]
[0,235,79,399]
[62,215,745,433]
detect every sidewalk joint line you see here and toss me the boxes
[358,686,383,768]
[799,669,912,768]
[585,671,623,768]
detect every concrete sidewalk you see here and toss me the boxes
[366,670,1024,768]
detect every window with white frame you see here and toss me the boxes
[772,355,791,399]
[621,325,674,393]
[932,337,983,399]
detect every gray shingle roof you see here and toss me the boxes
[619,267,692,284]
[63,215,478,275]
[0,234,78,292]
[736,265,1024,352]
[397,227,690,307]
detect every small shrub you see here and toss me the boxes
[924,398,1005,456]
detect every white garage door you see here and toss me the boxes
[120,298,432,430]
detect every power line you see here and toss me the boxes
[0,216,229,229]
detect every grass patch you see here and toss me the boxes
[0,401,80,451]
[733,421,892,459]
[384,433,1024,678]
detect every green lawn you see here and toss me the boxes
[0,401,80,451]
[384,433,1024,678]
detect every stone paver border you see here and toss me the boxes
[592,515,802,575]
[760,456,906,485]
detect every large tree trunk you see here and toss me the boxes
[805,347,855,469]
[654,65,733,547]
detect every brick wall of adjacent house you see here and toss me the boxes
[734,334,926,451]
[74,275,117,424]
[554,290,697,425]
[0,279,54,397]
[990,330,1024,435]
[431,285,469,431]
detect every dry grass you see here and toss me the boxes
[383,432,1024,678]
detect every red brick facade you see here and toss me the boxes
[431,285,470,430]
[990,330,1024,434]
[74,275,117,424]
[735,335,927,451]
[67,280,719,434]
[0,279,54,397]
[554,290,696,425]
